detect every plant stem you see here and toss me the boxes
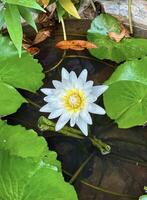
[69,153,94,184]
[90,0,96,12]
[63,170,137,199]
[128,0,133,34]
[60,17,67,40]
[26,98,41,109]
[45,50,66,73]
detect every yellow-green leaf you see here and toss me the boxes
[58,0,80,19]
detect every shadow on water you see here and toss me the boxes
[5,20,147,200]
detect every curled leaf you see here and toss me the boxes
[56,40,97,50]
[33,29,50,44]
[109,25,130,43]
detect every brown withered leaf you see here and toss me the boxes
[108,25,130,42]
[33,29,50,45]
[56,40,97,50]
[26,47,40,56]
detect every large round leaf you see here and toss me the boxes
[0,121,77,199]
[104,57,147,128]
[0,35,44,115]
[87,14,147,63]
[0,120,48,160]
[104,81,147,128]
[106,57,147,85]
[0,151,77,200]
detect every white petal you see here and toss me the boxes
[44,95,56,103]
[70,115,77,127]
[48,109,63,119]
[62,79,72,90]
[87,95,97,103]
[55,113,70,131]
[88,103,106,115]
[39,103,53,113]
[41,88,54,95]
[84,81,93,90]
[62,68,69,81]
[70,71,77,85]
[52,80,62,89]
[78,69,88,82]
[92,85,109,98]
[76,117,88,136]
[80,109,92,125]
[70,112,79,127]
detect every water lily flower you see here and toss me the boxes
[40,68,108,136]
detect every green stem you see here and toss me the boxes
[38,116,84,139]
[128,0,133,34]
[69,153,94,184]
[90,136,111,155]
[26,98,41,109]
[60,17,67,40]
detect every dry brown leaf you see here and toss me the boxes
[26,47,40,56]
[108,26,130,42]
[56,40,97,50]
[33,29,50,45]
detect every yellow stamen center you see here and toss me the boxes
[62,89,86,112]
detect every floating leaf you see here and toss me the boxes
[58,0,80,19]
[0,120,48,160]
[139,195,147,200]
[87,14,147,63]
[0,122,77,200]
[104,57,147,128]
[56,40,97,50]
[0,151,77,200]
[0,35,44,115]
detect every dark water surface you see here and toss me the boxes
[5,21,147,200]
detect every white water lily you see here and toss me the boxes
[40,68,108,136]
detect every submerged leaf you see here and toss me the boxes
[87,14,147,63]
[56,40,97,50]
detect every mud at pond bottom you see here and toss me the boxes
[5,20,147,200]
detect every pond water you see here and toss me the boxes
[5,20,147,200]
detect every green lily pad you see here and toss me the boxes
[0,122,77,200]
[104,57,147,128]
[0,120,48,160]
[0,35,44,116]
[139,195,147,200]
[87,14,147,63]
